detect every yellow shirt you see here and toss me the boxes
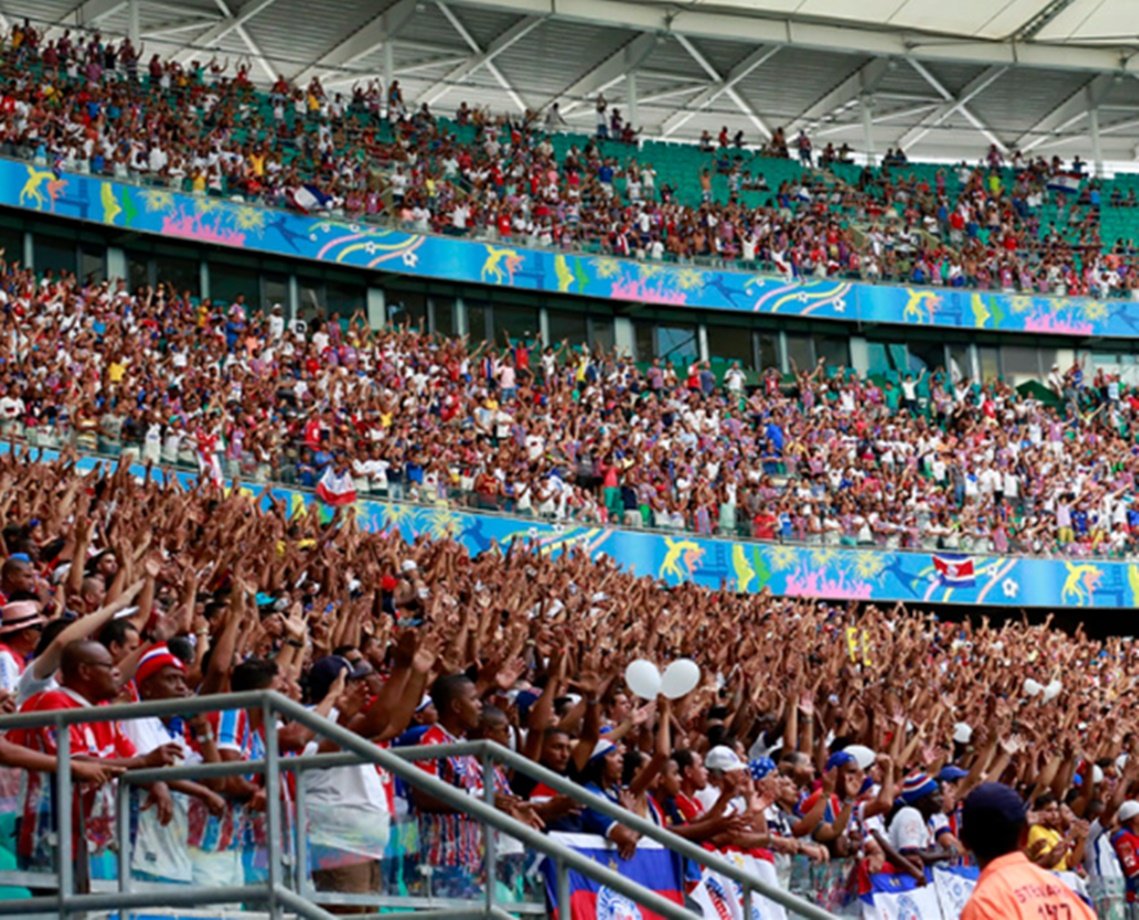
[108,362,126,383]
[1026,824,1069,871]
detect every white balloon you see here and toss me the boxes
[1023,678,1043,697]
[661,659,701,700]
[625,659,662,700]
[1042,679,1062,703]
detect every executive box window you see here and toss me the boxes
[706,323,753,369]
[209,263,260,307]
[634,320,698,364]
[33,235,78,276]
[387,290,428,329]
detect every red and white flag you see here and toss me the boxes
[316,466,357,507]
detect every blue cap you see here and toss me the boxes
[961,782,1026,838]
[749,757,776,781]
[8,553,30,564]
[825,750,855,772]
[937,765,969,783]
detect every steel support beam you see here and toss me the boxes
[1017,73,1114,152]
[790,57,890,132]
[554,31,657,115]
[58,0,125,26]
[430,1,531,111]
[660,43,778,137]
[292,0,419,83]
[427,0,1139,75]
[419,13,542,107]
[673,33,771,138]
[186,0,279,55]
[897,61,1008,152]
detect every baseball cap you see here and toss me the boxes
[937,764,969,783]
[1119,801,1139,823]
[962,782,1027,836]
[900,772,939,804]
[825,750,856,772]
[705,745,746,773]
[308,655,372,702]
[844,745,876,770]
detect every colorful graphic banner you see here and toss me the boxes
[6,157,1139,339]
[13,443,1139,610]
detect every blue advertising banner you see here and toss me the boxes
[4,157,1138,339]
[20,445,1139,610]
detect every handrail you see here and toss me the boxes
[0,689,838,919]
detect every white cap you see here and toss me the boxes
[844,745,876,770]
[1119,801,1139,823]
[953,722,973,744]
[1093,764,1105,785]
[705,745,746,773]
[400,559,418,573]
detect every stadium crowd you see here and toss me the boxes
[0,453,1134,913]
[0,266,1136,556]
[0,20,1134,298]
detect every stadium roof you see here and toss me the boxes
[7,0,1139,164]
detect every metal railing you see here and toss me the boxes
[0,689,838,920]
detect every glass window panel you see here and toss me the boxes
[815,335,849,371]
[34,236,76,277]
[157,255,200,298]
[79,244,105,284]
[706,324,754,369]
[297,276,326,323]
[0,227,24,266]
[431,296,457,337]
[948,343,970,383]
[758,334,779,370]
[324,281,365,319]
[1001,346,1039,387]
[655,324,698,365]
[906,340,943,375]
[633,320,655,361]
[785,333,814,372]
[492,305,540,345]
[548,309,589,349]
[125,248,152,294]
[388,291,428,330]
[588,316,615,354]
[979,345,1000,384]
[466,303,490,342]
[262,274,288,313]
[210,263,260,308]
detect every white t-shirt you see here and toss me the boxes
[0,648,22,693]
[889,805,933,854]
[301,708,390,860]
[120,716,199,882]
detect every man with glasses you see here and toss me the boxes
[12,640,179,884]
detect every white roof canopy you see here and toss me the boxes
[5,0,1139,164]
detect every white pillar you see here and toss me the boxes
[287,274,300,321]
[382,43,394,102]
[107,246,126,282]
[626,71,638,130]
[127,0,141,45]
[367,286,385,329]
[860,94,876,165]
[22,231,33,270]
[1088,100,1104,178]
[613,316,634,358]
[697,323,709,362]
[199,260,210,299]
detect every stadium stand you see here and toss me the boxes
[0,1,1135,918]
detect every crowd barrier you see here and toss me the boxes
[6,441,1139,609]
[2,155,1136,338]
